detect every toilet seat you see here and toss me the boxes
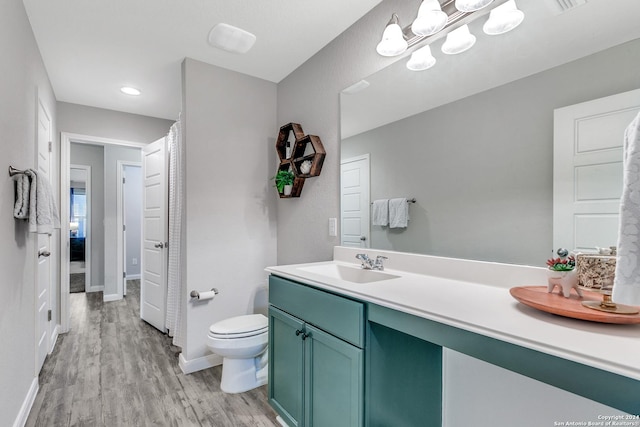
[209,314,268,339]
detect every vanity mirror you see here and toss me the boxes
[340,0,640,266]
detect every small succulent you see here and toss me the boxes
[546,256,575,271]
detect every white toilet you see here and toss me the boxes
[206,314,269,393]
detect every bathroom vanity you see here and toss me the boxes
[266,247,640,427]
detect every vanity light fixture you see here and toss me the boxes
[406,45,436,71]
[455,0,494,13]
[411,0,448,37]
[376,14,408,57]
[120,86,141,96]
[208,23,256,54]
[483,0,524,35]
[441,24,476,54]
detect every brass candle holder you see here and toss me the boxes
[577,254,639,315]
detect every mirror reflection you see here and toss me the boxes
[340,0,640,266]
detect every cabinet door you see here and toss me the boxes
[304,324,364,427]
[269,307,305,427]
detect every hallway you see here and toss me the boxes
[26,282,278,426]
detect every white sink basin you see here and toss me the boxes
[298,264,400,284]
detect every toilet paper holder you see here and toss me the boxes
[190,288,219,300]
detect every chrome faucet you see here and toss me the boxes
[356,254,388,271]
[373,255,388,271]
[356,253,373,269]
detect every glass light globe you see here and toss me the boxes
[441,25,476,55]
[455,0,494,13]
[483,0,525,35]
[411,0,448,37]
[376,21,408,56]
[406,45,437,71]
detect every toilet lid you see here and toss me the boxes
[209,314,268,338]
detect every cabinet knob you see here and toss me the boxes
[295,329,310,340]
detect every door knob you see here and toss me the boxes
[154,242,165,249]
[360,236,366,241]
[38,250,51,258]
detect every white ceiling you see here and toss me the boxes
[341,0,640,138]
[22,0,382,120]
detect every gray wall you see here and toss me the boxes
[125,165,142,278]
[342,39,640,266]
[276,0,417,264]
[0,0,57,425]
[181,58,278,362]
[70,143,105,290]
[57,102,173,144]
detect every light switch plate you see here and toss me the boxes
[329,218,337,237]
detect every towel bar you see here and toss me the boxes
[371,198,416,205]
[8,166,28,177]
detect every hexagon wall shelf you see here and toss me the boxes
[275,123,325,198]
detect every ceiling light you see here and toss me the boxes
[441,25,476,54]
[120,86,141,96]
[455,0,494,12]
[406,45,436,71]
[483,0,525,35]
[411,0,448,37]
[207,23,256,54]
[376,14,408,57]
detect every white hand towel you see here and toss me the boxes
[389,198,409,229]
[372,199,389,226]
[613,111,640,305]
[13,174,30,219]
[26,169,61,235]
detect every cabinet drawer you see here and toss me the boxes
[269,275,364,348]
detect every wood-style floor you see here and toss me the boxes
[26,281,279,427]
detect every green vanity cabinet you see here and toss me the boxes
[268,275,364,427]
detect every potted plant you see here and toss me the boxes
[546,256,575,274]
[546,255,581,298]
[273,169,295,196]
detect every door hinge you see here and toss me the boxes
[123,224,126,231]
[123,272,126,279]
[48,141,52,152]
[47,310,52,322]
[123,177,126,184]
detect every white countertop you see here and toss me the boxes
[266,247,640,382]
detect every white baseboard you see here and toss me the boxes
[103,293,122,302]
[13,377,38,427]
[178,352,222,374]
[86,285,104,293]
[49,324,60,353]
[126,274,141,280]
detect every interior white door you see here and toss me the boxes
[341,155,370,248]
[553,88,640,253]
[141,137,168,332]
[36,99,53,373]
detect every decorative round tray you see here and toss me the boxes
[509,286,640,324]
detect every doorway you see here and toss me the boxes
[69,165,91,293]
[60,133,147,333]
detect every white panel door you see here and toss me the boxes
[341,155,370,248]
[36,99,52,373]
[554,88,640,253]
[141,137,168,332]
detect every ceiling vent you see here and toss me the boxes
[544,0,588,15]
